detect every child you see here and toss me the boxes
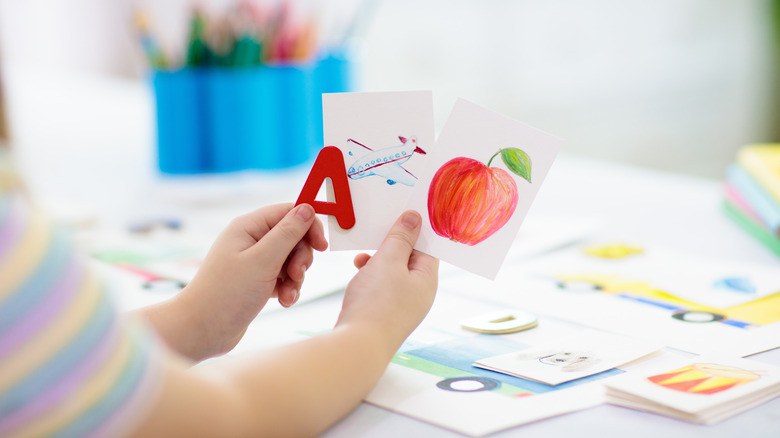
[0,147,439,437]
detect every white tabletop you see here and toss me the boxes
[6,66,780,437]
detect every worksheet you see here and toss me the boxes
[436,241,780,356]
[322,91,435,250]
[361,293,664,437]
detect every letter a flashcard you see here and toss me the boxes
[321,91,435,250]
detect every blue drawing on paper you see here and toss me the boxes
[713,277,756,294]
[345,136,426,186]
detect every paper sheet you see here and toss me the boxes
[361,294,639,436]
[437,241,780,356]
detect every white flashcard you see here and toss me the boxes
[322,91,435,250]
[405,98,562,279]
[506,242,780,356]
[474,330,662,386]
[604,353,780,425]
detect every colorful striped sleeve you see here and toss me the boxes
[0,192,165,438]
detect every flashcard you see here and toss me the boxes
[604,353,780,425]
[474,330,662,386]
[405,98,562,279]
[321,91,435,250]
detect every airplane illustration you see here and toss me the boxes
[345,136,426,186]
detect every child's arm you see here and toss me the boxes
[128,210,438,437]
[133,203,329,362]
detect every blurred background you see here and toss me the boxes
[0,0,777,179]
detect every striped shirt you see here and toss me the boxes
[0,173,164,436]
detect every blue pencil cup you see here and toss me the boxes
[207,65,317,170]
[151,52,354,174]
[317,53,354,95]
[271,63,317,167]
[311,54,354,150]
[207,67,282,171]
[152,70,208,174]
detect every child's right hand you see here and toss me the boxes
[337,211,439,352]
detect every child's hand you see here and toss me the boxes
[128,209,437,437]
[146,203,327,360]
[337,211,439,352]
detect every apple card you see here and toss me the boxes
[604,353,780,425]
[322,91,435,250]
[405,98,562,279]
[474,330,662,386]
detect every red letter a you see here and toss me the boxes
[295,146,355,229]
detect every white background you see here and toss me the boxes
[0,0,774,178]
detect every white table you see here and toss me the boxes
[7,67,780,437]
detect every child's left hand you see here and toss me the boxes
[139,203,327,360]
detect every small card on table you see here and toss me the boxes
[474,330,662,386]
[604,353,780,425]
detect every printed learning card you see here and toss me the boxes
[490,241,780,356]
[322,91,435,250]
[604,353,780,425]
[474,330,662,386]
[405,98,562,279]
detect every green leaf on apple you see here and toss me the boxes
[488,148,532,183]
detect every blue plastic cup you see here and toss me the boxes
[152,70,209,174]
[269,63,317,167]
[156,58,351,173]
[207,67,282,171]
[312,53,354,150]
[317,52,354,94]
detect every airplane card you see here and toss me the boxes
[322,91,435,250]
[405,98,562,279]
[604,353,780,425]
[473,330,662,386]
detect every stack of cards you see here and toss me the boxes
[321,91,563,279]
[473,331,662,386]
[604,354,780,424]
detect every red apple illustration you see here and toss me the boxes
[427,148,531,246]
